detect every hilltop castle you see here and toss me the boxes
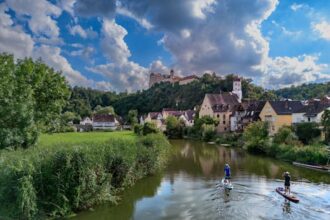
[149,69,199,88]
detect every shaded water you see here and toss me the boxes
[74,140,330,220]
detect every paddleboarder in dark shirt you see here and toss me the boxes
[283,171,291,195]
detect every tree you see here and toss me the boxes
[17,58,70,131]
[165,116,184,138]
[127,110,138,126]
[243,121,269,153]
[201,124,216,141]
[143,122,158,135]
[0,54,37,149]
[295,122,321,145]
[94,106,115,115]
[0,53,70,149]
[273,126,297,145]
[321,109,330,143]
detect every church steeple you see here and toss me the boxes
[232,77,242,102]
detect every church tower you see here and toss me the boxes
[232,78,242,102]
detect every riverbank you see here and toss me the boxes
[72,139,330,220]
[184,130,329,166]
[0,131,170,219]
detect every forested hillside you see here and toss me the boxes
[274,82,330,100]
[66,74,277,117]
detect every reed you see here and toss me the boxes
[0,132,170,219]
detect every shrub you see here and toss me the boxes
[273,126,298,145]
[133,124,143,135]
[0,133,170,219]
[165,116,185,139]
[202,124,216,142]
[142,122,158,135]
[294,122,321,145]
[243,121,269,153]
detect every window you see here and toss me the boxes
[308,117,311,122]
[223,121,225,124]
[217,114,220,118]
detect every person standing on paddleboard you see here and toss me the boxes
[283,171,291,195]
[224,164,231,183]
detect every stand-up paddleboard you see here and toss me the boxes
[221,178,233,190]
[276,187,299,203]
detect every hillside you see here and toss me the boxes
[65,74,277,117]
[274,82,330,100]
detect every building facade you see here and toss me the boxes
[259,101,304,135]
[149,69,198,88]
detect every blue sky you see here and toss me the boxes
[0,0,329,91]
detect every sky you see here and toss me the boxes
[0,0,330,92]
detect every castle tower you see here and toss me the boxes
[232,78,242,102]
[170,69,174,78]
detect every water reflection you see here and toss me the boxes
[74,140,330,220]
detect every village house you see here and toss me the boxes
[144,108,196,130]
[161,109,196,127]
[230,101,266,132]
[92,114,121,130]
[80,117,92,125]
[259,101,304,135]
[199,78,242,133]
[292,101,330,124]
[144,112,164,130]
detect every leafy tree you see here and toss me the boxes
[142,122,158,136]
[0,53,70,149]
[0,54,37,149]
[127,109,138,126]
[94,106,115,115]
[295,122,321,145]
[273,126,298,145]
[243,121,269,153]
[62,111,81,124]
[201,124,216,141]
[321,109,330,143]
[165,116,184,138]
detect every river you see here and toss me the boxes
[73,140,330,220]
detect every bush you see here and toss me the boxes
[273,126,298,145]
[0,133,170,219]
[202,124,216,142]
[165,116,185,139]
[142,122,158,136]
[243,121,269,153]
[215,133,243,147]
[133,124,143,135]
[294,122,321,145]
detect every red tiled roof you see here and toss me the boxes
[180,75,199,81]
[206,92,240,112]
[93,114,116,122]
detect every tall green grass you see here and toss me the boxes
[0,132,170,219]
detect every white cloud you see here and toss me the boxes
[6,0,62,39]
[101,19,131,64]
[271,20,301,37]
[149,60,170,73]
[68,24,97,39]
[290,3,304,11]
[89,19,149,92]
[260,55,330,88]
[57,0,76,16]
[0,3,34,58]
[313,21,330,41]
[70,46,95,60]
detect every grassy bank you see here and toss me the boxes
[0,131,170,219]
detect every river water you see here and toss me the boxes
[74,140,330,220]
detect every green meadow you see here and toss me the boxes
[38,131,136,147]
